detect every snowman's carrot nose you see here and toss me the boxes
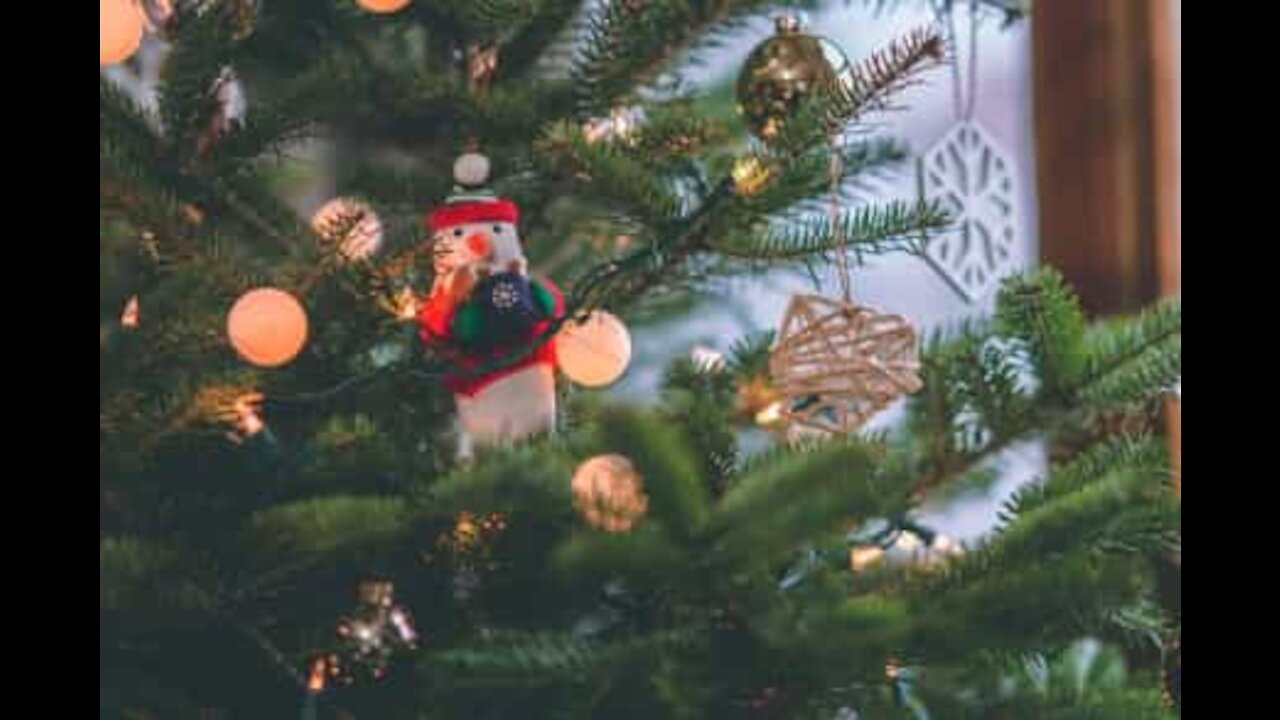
[465,233,492,258]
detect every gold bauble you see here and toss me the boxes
[731,155,772,197]
[736,15,854,140]
[572,454,648,533]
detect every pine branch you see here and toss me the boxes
[914,639,1172,720]
[721,138,910,233]
[768,26,945,155]
[552,523,689,589]
[101,537,213,620]
[157,4,240,161]
[990,469,1179,565]
[454,0,544,35]
[995,268,1088,402]
[661,358,739,496]
[899,322,1012,493]
[535,120,684,223]
[104,90,305,268]
[726,331,775,378]
[246,495,411,564]
[336,159,454,209]
[468,79,581,141]
[594,405,711,540]
[905,553,1150,662]
[708,438,889,567]
[101,77,165,161]
[201,166,316,260]
[972,692,1174,720]
[1084,298,1181,380]
[204,70,334,172]
[430,630,605,686]
[628,102,733,170]
[496,0,584,81]
[1078,299,1181,410]
[428,628,696,687]
[572,0,817,116]
[714,199,946,260]
[419,444,577,520]
[833,26,947,121]
[1002,435,1171,522]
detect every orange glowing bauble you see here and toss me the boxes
[226,288,309,368]
[355,0,412,13]
[556,310,632,388]
[101,0,144,65]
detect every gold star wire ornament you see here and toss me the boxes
[768,294,923,433]
[765,137,923,435]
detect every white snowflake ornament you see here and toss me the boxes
[919,121,1020,301]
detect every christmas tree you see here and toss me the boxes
[100,1,1181,718]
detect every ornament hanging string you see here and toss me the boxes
[932,0,980,121]
[829,142,852,303]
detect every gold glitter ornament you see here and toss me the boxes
[731,155,773,196]
[736,15,854,140]
[571,454,649,533]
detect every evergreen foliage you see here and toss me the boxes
[101,2,1178,717]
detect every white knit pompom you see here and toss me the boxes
[454,153,491,187]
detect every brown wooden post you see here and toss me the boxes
[1149,0,1181,495]
[1032,0,1180,492]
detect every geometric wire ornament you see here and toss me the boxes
[768,294,924,434]
[918,121,1020,302]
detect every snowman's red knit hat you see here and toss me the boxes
[426,197,518,233]
[425,152,518,233]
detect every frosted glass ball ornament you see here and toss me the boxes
[571,454,649,533]
[101,0,144,65]
[556,311,632,388]
[356,0,412,13]
[311,197,384,263]
[226,288,309,368]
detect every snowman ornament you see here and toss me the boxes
[418,153,566,453]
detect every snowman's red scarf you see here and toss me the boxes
[417,277,564,397]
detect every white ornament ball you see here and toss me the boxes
[572,454,648,533]
[453,153,491,187]
[311,198,383,263]
[101,0,144,66]
[556,311,632,388]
